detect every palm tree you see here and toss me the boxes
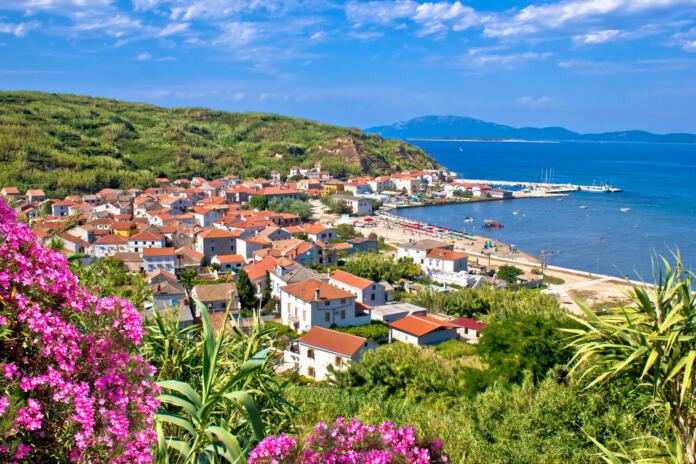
[565,256,696,463]
[154,302,268,463]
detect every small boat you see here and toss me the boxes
[579,205,587,209]
[484,219,503,228]
[620,208,630,212]
[463,217,474,222]
[513,210,520,215]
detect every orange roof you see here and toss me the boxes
[142,247,175,257]
[214,254,246,263]
[426,248,468,260]
[2,187,19,194]
[388,315,459,337]
[94,234,129,244]
[243,256,292,281]
[281,278,354,302]
[330,269,373,290]
[129,231,165,241]
[302,223,329,235]
[257,187,300,196]
[299,326,367,357]
[198,228,239,239]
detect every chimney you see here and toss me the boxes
[314,287,320,301]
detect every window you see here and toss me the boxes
[302,311,306,321]
[325,312,330,322]
[340,299,345,304]
[334,356,342,366]
[371,293,375,301]
[307,367,315,378]
[210,238,215,244]
[325,301,330,306]
[340,310,346,320]
[307,349,314,359]
[211,247,215,253]
[230,245,234,251]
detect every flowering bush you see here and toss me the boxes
[248,418,448,463]
[0,198,159,462]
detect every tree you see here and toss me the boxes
[249,194,267,211]
[478,312,574,384]
[344,253,420,284]
[261,270,273,313]
[335,223,358,239]
[496,265,524,283]
[48,236,65,251]
[210,261,221,272]
[236,268,259,310]
[566,257,696,462]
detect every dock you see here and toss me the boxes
[455,178,622,193]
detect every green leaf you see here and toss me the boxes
[223,391,265,441]
[158,380,202,409]
[156,412,197,437]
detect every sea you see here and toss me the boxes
[392,140,696,279]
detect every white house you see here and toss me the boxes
[127,231,166,253]
[91,234,129,259]
[422,248,468,274]
[330,195,372,216]
[388,314,459,346]
[329,270,386,306]
[269,265,326,299]
[450,317,489,343]
[299,223,336,242]
[142,247,176,274]
[396,239,453,266]
[287,326,374,381]
[280,278,369,333]
[211,254,246,272]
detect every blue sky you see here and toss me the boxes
[1,0,696,133]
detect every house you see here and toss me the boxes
[142,247,175,274]
[1,187,21,199]
[256,226,291,243]
[370,302,427,324]
[269,264,326,299]
[515,272,544,289]
[329,270,386,306]
[150,280,188,319]
[300,223,336,242]
[196,228,239,265]
[388,314,459,346]
[343,182,371,196]
[175,247,205,273]
[192,207,220,227]
[422,249,468,274]
[280,278,368,333]
[272,239,318,266]
[145,268,178,285]
[244,256,298,294]
[236,237,270,261]
[58,232,85,254]
[191,282,239,315]
[51,200,74,217]
[127,231,166,253]
[111,221,138,237]
[254,186,301,201]
[91,234,129,258]
[488,189,513,199]
[212,254,246,272]
[26,189,46,203]
[451,317,488,343]
[330,195,372,216]
[288,326,374,381]
[113,252,144,273]
[397,239,453,266]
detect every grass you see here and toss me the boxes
[543,274,565,285]
[0,91,439,197]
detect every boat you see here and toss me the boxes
[620,208,630,212]
[579,205,587,209]
[484,219,503,228]
[513,210,520,215]
[463,217,474,222]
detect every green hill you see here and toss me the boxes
[0,91,438,197]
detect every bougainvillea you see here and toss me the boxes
[249,418,448,463]
[0,198,159,462]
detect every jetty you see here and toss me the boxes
[455,178,622,193]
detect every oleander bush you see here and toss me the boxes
[0,198,159,462]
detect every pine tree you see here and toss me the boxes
[235,269,258,310]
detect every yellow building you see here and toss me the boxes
[111,221,138,237]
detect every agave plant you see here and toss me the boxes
[154,302,271,464]
[565,256,696,463]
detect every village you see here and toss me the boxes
[1,166,597,382]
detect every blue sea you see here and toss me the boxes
[392,140,696,279]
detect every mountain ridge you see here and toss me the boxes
[365,115,696,143]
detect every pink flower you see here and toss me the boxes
[14,443,31,459]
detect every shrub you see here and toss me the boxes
[0,198,159,462]
[248,418,448,463]
[334,322,389,341]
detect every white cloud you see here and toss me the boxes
[517,95,550,107]
[213,21,261,47]
[573,29,620,44]
[310,30,326,41]
[461,50,553,69]
[136,52,152,60]
[158,22,189,37]
[672,27,696,52]
[0,20,40,37]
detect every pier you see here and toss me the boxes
[455,178,622,193]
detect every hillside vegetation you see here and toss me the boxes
[0,91,438,197]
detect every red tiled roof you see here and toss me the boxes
[94,234,129,244]
[388,315,459,337]
[450,318,488,331]
[281,278,354,302]
[330,269,373,290]
[426,248,468,260]
[142,247,175,257]
[129,231,165,241]
[214,254,246,263]
[198,228,239,239]
[299,326,367,357]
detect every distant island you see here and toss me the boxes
[365,115,696,144]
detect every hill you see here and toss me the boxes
[0,91,438,197]
[365,115,696,143]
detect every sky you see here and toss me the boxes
[1,0,696,133]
